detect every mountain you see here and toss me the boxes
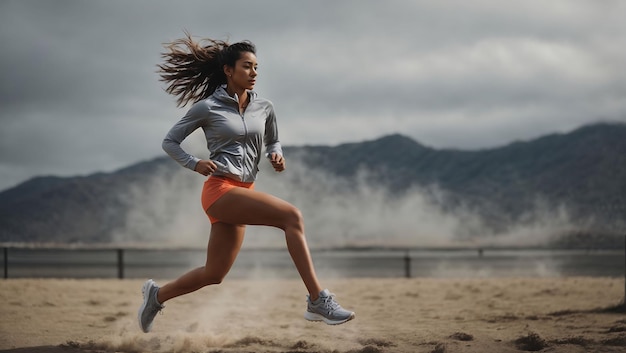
[0,122,624,247]
[287,123,626,231]
[0,158,179,243]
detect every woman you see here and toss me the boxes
[137,33,354,333]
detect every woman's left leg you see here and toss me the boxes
[208,187,355,325]
[207,187,323,298]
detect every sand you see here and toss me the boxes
[0,277,625,353]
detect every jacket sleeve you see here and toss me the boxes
[264,101,283,158]
[162,101,209,171]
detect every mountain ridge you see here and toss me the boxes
[1,122,624,247]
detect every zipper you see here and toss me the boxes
[226,90,249,182]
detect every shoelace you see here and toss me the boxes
[149,303,165,318]
[320,293,341,311]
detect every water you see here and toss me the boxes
[1,247,623,279]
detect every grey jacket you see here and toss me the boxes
[162,85,283,182]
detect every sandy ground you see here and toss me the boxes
[0,277,625,353]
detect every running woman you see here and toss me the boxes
[138,32,355,333]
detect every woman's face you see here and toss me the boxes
[225,51,258,91]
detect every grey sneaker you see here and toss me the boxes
[304,289,355,325]
[138,279,164,333]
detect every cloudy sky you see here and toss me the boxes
[1,0,624,191]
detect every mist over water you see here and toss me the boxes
[112,158,576,249]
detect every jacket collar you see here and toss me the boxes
[214,84,257,105]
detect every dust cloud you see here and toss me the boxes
[113,157,576,249]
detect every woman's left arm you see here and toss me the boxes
[264,101,285,172]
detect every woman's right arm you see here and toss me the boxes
[162,101,209,171]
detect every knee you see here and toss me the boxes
[282,206,304,233]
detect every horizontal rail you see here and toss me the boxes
[2,244,623,280]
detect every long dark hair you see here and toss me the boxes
[157,31,256,107]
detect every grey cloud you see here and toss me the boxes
[0,0,625,190]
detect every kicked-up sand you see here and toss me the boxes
[0,277,625,353]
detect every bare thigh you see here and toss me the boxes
[207,187,300,229]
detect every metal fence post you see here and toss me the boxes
[117,249,124,279]
[3,247,7,279]
[404,250,411,278]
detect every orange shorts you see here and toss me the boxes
[201,175,254,224]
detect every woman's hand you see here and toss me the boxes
[194,159,218,176]
[270,153,286,172]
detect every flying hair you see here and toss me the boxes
[157,31,256,107]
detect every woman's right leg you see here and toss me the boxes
[156,222,246,304]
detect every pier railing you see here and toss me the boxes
[2,243,624,281]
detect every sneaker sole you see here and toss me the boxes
[304,311,355,325]
[138,279,154,333]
